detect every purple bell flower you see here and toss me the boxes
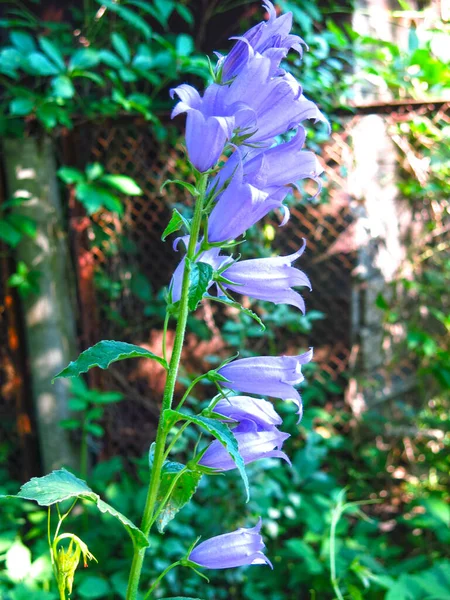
[170,84,251,172]
[188,519,272,569]
[199,419,290,471]
[218,1,306,81]
[213,395,282,430]
[220,239,311,313]
[218,349,313,420]
[208,130,323,243]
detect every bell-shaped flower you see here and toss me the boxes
[220,239,311,313]
[218,1,305,81]
[170,84,252,172]
[188,519,272,569]
[213,395,282,430]
[169,237,231,303]
[222,54,327,144]
[208,130,322,243]
[199,419,290,472]
[217,349,313,420]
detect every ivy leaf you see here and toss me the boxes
[163,410,249,500]
[99,174,143,195]
[188,262,213,311]
[205,294,266,331]
[161,208,190,241]
[53,340,167,381]
[27,51,60,75]
[155,462,202,533]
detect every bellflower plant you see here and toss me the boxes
[2,3,327,599]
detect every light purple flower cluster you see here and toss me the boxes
[170,0,324,572]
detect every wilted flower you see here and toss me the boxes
[208,130,322,243]
[218,349,313,419]
[213,395,282,429]
[218,1,305,81]
[220,239,311,312]
[188,519,272,569]
[199,419,290,471]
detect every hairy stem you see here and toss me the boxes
[125,174,208,600]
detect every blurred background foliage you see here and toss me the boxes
[0,0,449,599]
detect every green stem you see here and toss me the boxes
[163,422,190,461]
[177,373,206,410]
[125,174,208,600]
[149,468,187,529]
[143,561,181,600]
[162,311,170,364]
[329,505,345,600]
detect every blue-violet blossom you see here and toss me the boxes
[213,395,282,430]
[188,519,272,569]
[220,239,311,312]
[218,349,313,420]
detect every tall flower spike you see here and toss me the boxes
[220,240,311,313]
[218,350,313,421]
[188,519,273,569]
[199,419,290,471]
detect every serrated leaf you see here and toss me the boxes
[205,294,265,331]
[155,462,201,532]
[99,174,143,195]
[188,262,213,311]
[6,468,97,505]
[27,51,60,75]
[162,208,190,241]
[38,37,65,71]
[1,469,149,550]
[163,410,249,500]
[53,340,167,380]
[97,499,148,549]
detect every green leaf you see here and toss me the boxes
[164,410,249,500]
[50,75,75,99]
[176,34,194,57]
[69,48,99,70]
[38,37,65,71]
[75,182,123,214]
[1,469,149,550]
[0,47,23,77]
[98,49,124,69]
[111,32,130,64]
[188,262,213,311]
[57,166,85,184]
[96,499,148,549]
[155,462,202,533]
[205,294,265,331]
[10,97,34,116]
[85,162,104,181]
[78,576,111,599]
[53,340,167,380]
[97,0,152,39]
[99,174,143,195]
[7,214,37,238]
[175,5,194,26]
[161,208,190,241]
[160,179,199,196]
[27,51,60,75]
[0,219,22,247]
[7,468,97,505]
[161,598,204,600]
[10,31,36,54]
